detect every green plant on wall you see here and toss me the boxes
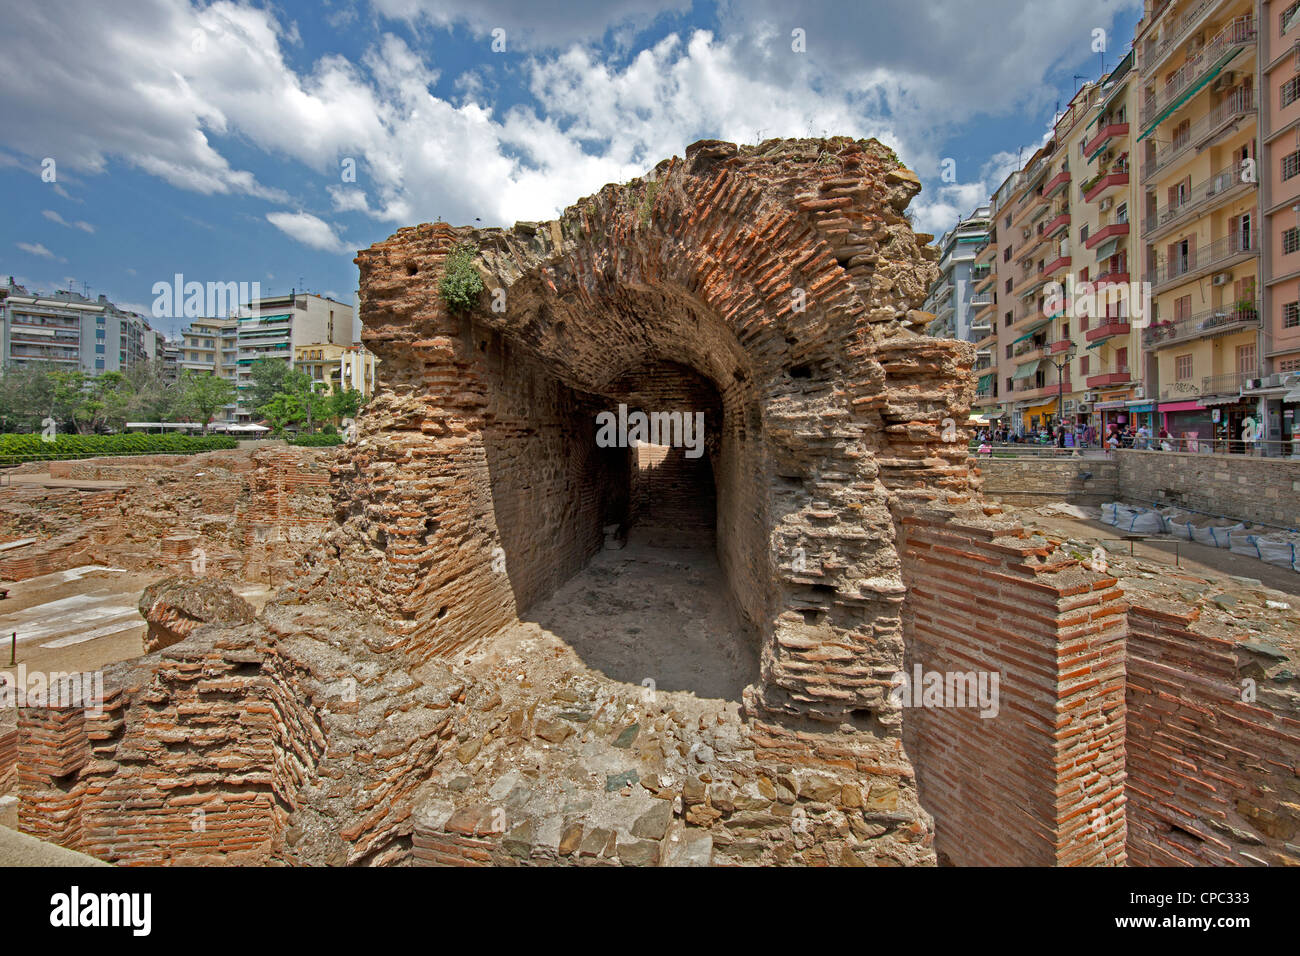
[438,241,485,313]
[638,181,659,226]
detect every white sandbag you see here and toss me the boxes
[1100,502,1121,526]
[1255,537,1300,572]
[1229,533,1263,558]
[1123,510,1166,535]
[1165,515,1195,540]
[1191,522,1241,548]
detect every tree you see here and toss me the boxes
[326,388,364,426]
[248,358,291,414]
[260,391,305,436]
[0,363,58,432]
[124,360,179,422]
[176,370,236,434]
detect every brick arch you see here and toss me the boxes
[313,136,976,730]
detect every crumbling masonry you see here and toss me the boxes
[12,138,1297,866]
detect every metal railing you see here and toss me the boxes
[1140,15,1257,129]
[1141,88,1255,181]
[1142,302,1261,348]
[1151,230,1258,289]
[1142,164,1251,236]
[1201,368,1260,395]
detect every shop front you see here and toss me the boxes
[1093,398,1129,438]
[1126,401,1154,439]
[1198,395,1257,453]
[1156,399,1211,444]
[1020,401,1058,436]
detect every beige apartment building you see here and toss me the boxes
[292,342,380,397]
[1136,0,1260,446]
[178,317,239,423]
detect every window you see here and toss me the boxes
[1080,224,1090,243]
[1079,355,1090,376]
[1061,323,1070,339]
[1005,377,1014,393]
[1284,1,1300,34]
[1283,76,1300,109]
[1286,228,1300,255]
[1237,344,1257,376]
[1175,295,1192,323]
[95,359,105,370]
[95,344,104,354]
[1284,302,1300,328]
[1004,247,1012,262]
[1006,344,1013,359]
[1004,311,1013,327]
[1175,354,1193,381]
[95,328,105,339]
[1116,202,1128,224]
[1005,278,1013,293]
[1283,150,1300,181]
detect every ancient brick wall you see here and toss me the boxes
[1125,603,1300,865]
[895,504,1128,866]
[1113,450,1300,528]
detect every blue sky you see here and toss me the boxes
[0,0,1143,340]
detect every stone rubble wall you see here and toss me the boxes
[0,446,333,583]
[977,458,1120,507]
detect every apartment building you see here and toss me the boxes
[922,207,992,342]
[1136,0,1261,445]
[179,317,240,423]
[1259,0,1300,448]
[292,342,379,398]
[0,278,154,373]
[235,292,354,421]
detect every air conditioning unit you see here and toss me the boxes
[1099,197,1113,211]
[1212,74,1234,93]
[1244,378,1261,390]
[1134,385,1145,399]
[1212,273,1230,285]
[1077,403,1092,413]
[1085,391,1099,402]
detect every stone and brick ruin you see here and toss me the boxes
[7,138,1298,866]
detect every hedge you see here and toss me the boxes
[0,433,238,464]
[288,433,343,447]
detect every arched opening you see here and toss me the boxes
[476,301,761,700]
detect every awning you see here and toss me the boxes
[1283,385,1300,403]
[1127,402,1154,413]
[977,373,994,391]
[1138,51,1242,142]
[1085,339,1108,350]
[1011,323,1047,344]
[1093,236,1122,261]
[1198,395,1242,407]
[1160,401,1203,413]
[1013,360,1043,380]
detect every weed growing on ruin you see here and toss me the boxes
[638,181,659,226]
[438,241,485,313]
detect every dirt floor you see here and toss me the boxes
[508,533,759,703]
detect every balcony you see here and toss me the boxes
[1141,88,1255,182]
[1041,210,1071,238]
[1138,16,1258,134]
[1202,368,1260,396]
[1042,168,1071,198]
[1094,266,1130,285]
[1041,252,1072,276]
[1049,340,1073,354]
[1084,221,1130,250]
[1141,165,1253,241]
[1082,165,1129,203]
[1087,367,1132,389]
[1086,321,1131,343]
[1150,230,1258,292]
[1142,0,1215,75]
[1084,122,1129,159]
[1012,380,1073,401]
[1141,303,1261,349]
[969,292,993,307]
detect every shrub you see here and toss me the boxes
[288,433,343,447]
[438,241,485,313]
[0,433,238,464]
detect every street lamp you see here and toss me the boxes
[1048,342,1077,437]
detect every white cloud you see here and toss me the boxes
[16,241,61,260]
[0,0,1143,245]
[42,209,95,233]
[266,211,354,254]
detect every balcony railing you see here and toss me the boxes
[1139,16,1257,131]
[1086,367,1132,389]
[1084,221,1130,250]
[1142,0,1215,74]
[1142,164,1252,237]
[969,292,993,307]
[1202,368,1261,396]
[1141,303,1261,348]
[1086,321,1132,343]
[1141,87,1255,182]
[1082,162,1130,203]
[1151,230,1258,290]
[1084,122,1130,159]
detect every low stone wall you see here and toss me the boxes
[1114,450,1300,529]
[975,458,1118,506]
